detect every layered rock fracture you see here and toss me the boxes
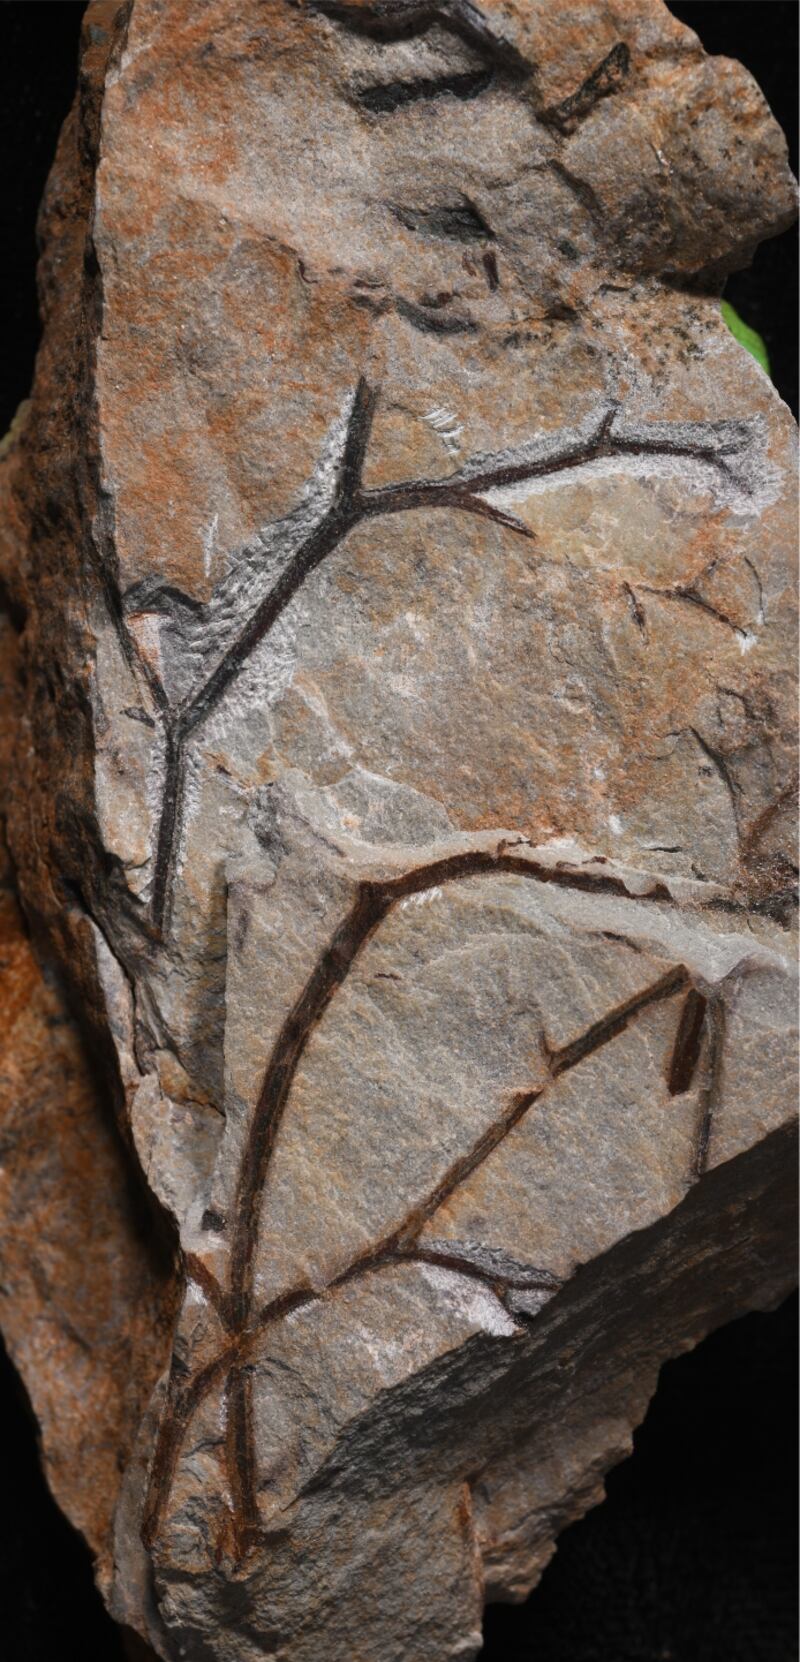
[0,1,797,1657]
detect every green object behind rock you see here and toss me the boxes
[721,299,771,377]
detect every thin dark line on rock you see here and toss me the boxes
[357,66,493,113]
[141,1343,238,1551]
[181,379,375,743]
[547,158,606,227]
[148,380,376,934]
[398,1087,542,1236]
[542,41,630,133]
[741,779,798,862]
[692,997,725,1178]
[548,964,689,1076]
[483,248,500,290]
[226,1364,259,1558]
[255,1284,322,1329]
[622,580,647,636]
[151,724,182,934]
[398,1243,559,1291]
[360,415,744,513]
[185,1253,233,1329]
[667,988,707,1096]
[323,1087,544,1295]
[229,881,392,1319]
[641,582,746,640]
[395,297,477,334]
[689,726,742,833]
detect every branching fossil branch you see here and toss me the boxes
[140,850,711,1559]
[127,383,754,937]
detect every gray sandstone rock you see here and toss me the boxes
[0,1,797,1658]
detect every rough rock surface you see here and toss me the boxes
[0,1,797,1657]
[0,586,177,1615]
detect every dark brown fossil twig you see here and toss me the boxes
[142,851,700,1557]
[132,380,752,937]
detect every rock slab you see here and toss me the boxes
[0,2,797,1658]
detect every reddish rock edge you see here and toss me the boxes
[0,8,178,1632]
[0,3,796,1659]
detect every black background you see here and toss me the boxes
[0,5,797,1660]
